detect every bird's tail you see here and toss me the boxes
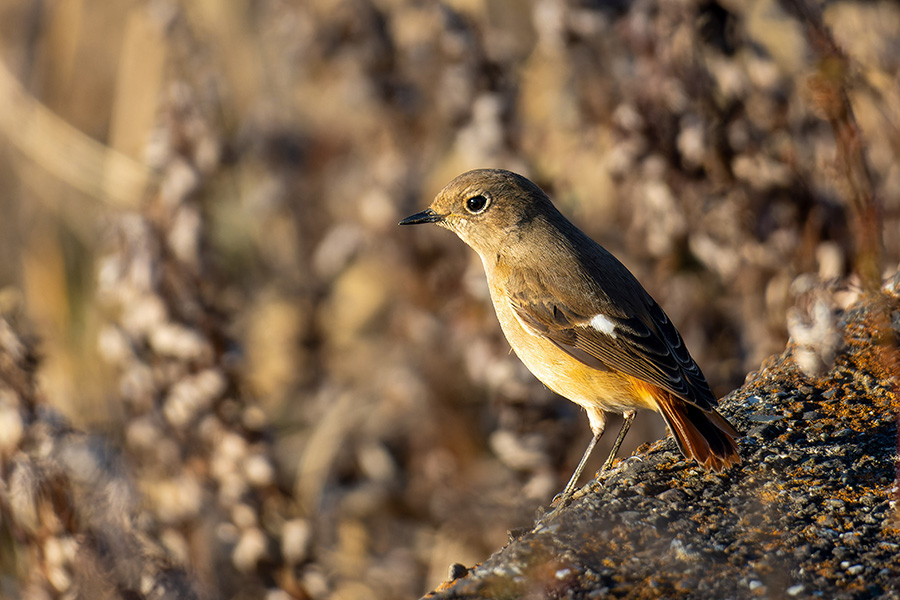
[643,384,741,472]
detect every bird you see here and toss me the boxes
[400,169,740,501]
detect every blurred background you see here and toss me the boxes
[0,0,898,598]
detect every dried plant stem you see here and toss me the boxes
[780,0,883,294]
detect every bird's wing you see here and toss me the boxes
[509,293,717,411]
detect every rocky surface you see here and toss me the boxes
[425,284,900,599]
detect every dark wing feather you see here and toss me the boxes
[510,294,717,411]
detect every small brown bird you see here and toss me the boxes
[401,169,740,500]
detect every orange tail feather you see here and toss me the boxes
[645,385,741,471]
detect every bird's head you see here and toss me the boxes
[399,169,553,257]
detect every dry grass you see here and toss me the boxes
[0,0,898,598]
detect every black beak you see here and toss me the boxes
[399,208,444,226]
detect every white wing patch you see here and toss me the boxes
[589,313,617,338]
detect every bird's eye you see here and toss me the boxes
[465,194,489,214]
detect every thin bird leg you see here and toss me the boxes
[600,410,636,471]
[557,432,600,502]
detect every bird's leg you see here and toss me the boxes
[557,432,599,503]
[553,411,608,505]
[600,410,636,471]
[557,410,636,505]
